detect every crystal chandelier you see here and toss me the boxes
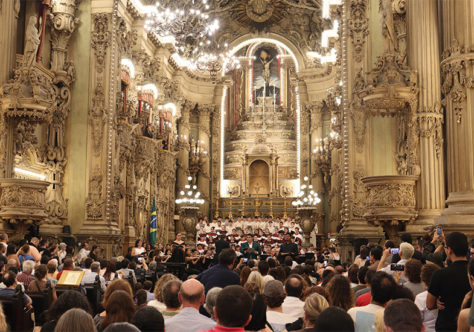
[143,0,239,81]
[292,176,321,208]
[176,176,205,206]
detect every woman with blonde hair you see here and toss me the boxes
[301,293,329,330]
[246,271,265,293]
[54,308,97,332]
[148,273,178,311]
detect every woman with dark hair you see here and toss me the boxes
[243,282,267,331]
[100,290,136,331]
[402,259,425,296]
[240,266,251,286]
[27,264,57,300]
[326,275,353,312]
[132,239,145,257]
[169,233,185,263]
[93,279,134,329]
[103,261,117,284]
[40,290,92,332]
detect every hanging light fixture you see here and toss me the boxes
[176,176,205,206]
[292,176,321,208]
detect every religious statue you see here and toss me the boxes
[259,50,274,85]
[380,0,396,52]
[23,16,41,69]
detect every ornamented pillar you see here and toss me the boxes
[41,0,80,234]
[0,0,20,85]
[437,0,474,233]
[406,0,445,231]
[176,102,191,191]
[198,106,212,217]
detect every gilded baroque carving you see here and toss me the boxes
[91,14,110,73]
[90,84,106,156]
[348,0,369,63]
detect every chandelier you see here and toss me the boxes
[143,0,239,81]
[176,176,205,206]
[292,176,321,208]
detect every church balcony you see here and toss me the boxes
[361,175,418,240]
[0,178,50,240]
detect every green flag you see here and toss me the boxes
[149,197,157,246]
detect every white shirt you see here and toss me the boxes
[282,296,305,320]
[262,274,275,284]
[347,303,384,332]
[81,271,106,292]
[266,310,295,332]
[165,307,216,332]
[415,290,437,332]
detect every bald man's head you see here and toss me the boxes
[179,279,205,307]
[285,274,303,298]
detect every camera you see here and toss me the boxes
[390,248,399,255]
[390,263,404,271]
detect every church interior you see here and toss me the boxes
[0,0,473,259]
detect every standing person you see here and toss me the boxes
[131,240,146,257]
[241,235,261,260]
[278,234,298,264]
[214,234,230,260]
[170,233,186,263]
[196,248,240,293]
[76,242,90,264]
[391,233,425,263]
[427,232,471,331]
[414,263,440,332]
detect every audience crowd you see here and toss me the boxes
[0,218,473,332]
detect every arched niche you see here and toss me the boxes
[249,159,270,196]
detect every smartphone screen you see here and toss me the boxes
[324,260,328,267]
[390,248,399,255]
[437,226,442,236]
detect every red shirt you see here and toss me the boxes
[200,326,246,332]
[355,291,371,307]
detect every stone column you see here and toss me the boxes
[437,0,474,234]
[198,107,211,217]
[0,0,20,85]
[176,104,190,191]
[405,0,445,232]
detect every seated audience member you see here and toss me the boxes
[355,269,375,306]
[196,248,240,293]
[414,263,440,332]
[94,279,134,329]
[165,279,216,332]
[326,274,353,312]
[17,260,36,288]
[135,289,148,307]
[353,266,368,294]
[246,271,265,293]
[117,259,137,284]
[161,280,182,317]
[282,274,305,320]
[143,280,154,302]
[314,306,354,332]
[54,308,97,332]
[263,280,295,332]
[378,242,414,282]
[56,257,74,280]
[427,232,471,331]
[296,293,329,331]
[258,260,274,284]
[347,271,396,332]
[347,264,360,290]
[148,273,178,311]
[368,246,383,271]
[391,233,425,264]
[0,271,32,306]
[100,290,136,331]
[27,264,57,301]
[46,260,58,285]
[402,259,425,297]
[41,290,92,332]
[131,306,165,332]
[82,261,106,292]
[240,266,251,286]
[457,258,474,332]
[204,287,223,320]
[243,282,267,331]
[200,285,253,332]
[383,298,423,332]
